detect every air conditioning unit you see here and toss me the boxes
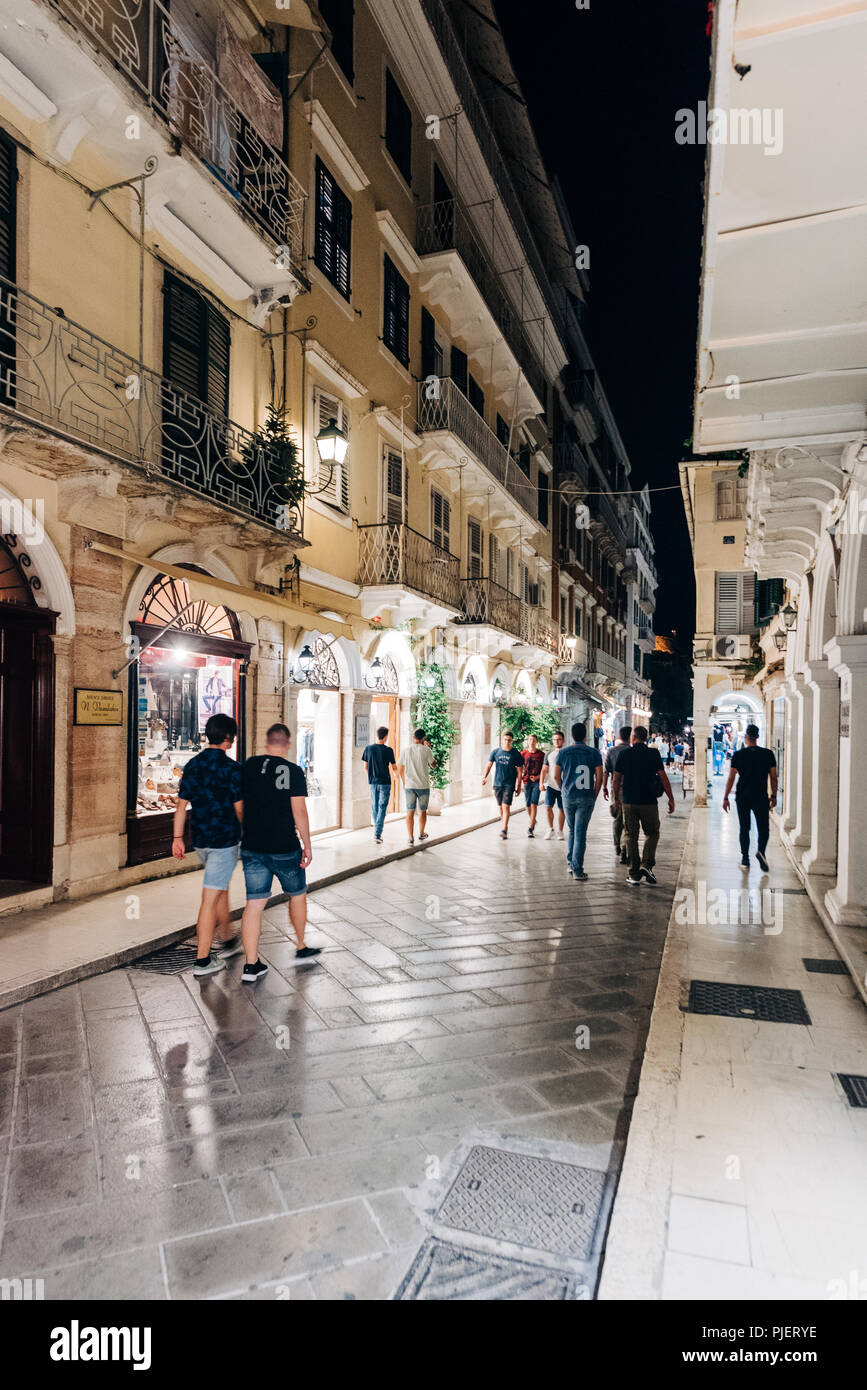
[715,634,753,660]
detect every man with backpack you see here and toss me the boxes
[611,726,675,886]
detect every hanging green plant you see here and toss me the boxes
[412,661,458,791]
[499,703,563,748]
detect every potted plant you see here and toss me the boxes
[240,402,305,531]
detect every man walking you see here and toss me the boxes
[482,730,524,839]
[398,727,436,845]
[521,733,545,838]
[602,724,631,865]
[553,721,603,880]
[612,726,675,886]
[362,726,395,844]
[239,722,320,980]
[722,723,777,872]
[173,712,243,977]
[540,729,566,840]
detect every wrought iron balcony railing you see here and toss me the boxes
[357,522,461,611]
[555,441,589,490]
[416,199,547,407]
[587,648,626,685]
[417,378,536,522]
[520,604,559,656]
[558,632,589,668]
[0,278,302,534]
[456,576,522,640]
[48,0,307,276]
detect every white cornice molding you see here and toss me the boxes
[147,205,254,301]
[375,210,421,278]
[0,52,56,121]
[305,340,367,399]
[372,406,422,450]
[303,99,370,192]
[299,563,361,598]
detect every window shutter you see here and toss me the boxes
[741,571,756,632]
[467,517,483,578]
[205,302,230,416]
[468,375,484,418]
[450,345,467,396]
[383,255,410,366]
[315,158,352,300]
[715,573,740,633]
[488,533,499,585]
[385,69,412,183]
[421,306,437,380]
[496,413,510,449]
[505,548,514,595]
[314,387,350,512]
[431,488,450,551]
[163,275,206,400]
[0,133,16,283]
[384,448,407,523]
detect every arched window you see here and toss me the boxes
[137,572,240,639]
[0,536,39,607]
[303,637,341,689]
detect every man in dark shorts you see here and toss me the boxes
[239,723,321,982]
[482,730,524,839]
[540,729,566,839]
[603,725,631,865]
[173,712,243,978]
[521,733,545,838]
[722,723,778,872]
[612,726,675,886]
[362,726,396,844]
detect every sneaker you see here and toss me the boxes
[557,831,565,841]
[500,829,508,839]
[620,850,629,865]
[574,871,589,882]
[212,934,243,960]
[527,827,534,838]
[193,955,226,977]
[545,828,555,840]
[740,857,750,869]
[419,833,429,842]
[296,946,323,961]
[625,874,642,887]
[408,837,415,846]
[241,959,269,983]
[375,836,383,845]
[567,866,574,877]
[641,869,658,885]
[756,850,769,872]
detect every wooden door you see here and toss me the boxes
[0,606,56,883]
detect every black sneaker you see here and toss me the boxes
[296,946,323,961]
[625,874,642,886]
[241,959,269,983]
[620,850,629,865]
[193,955,226,977]
[375,836,383,845]
[740,857,750,869]
[756,850,769,872]
[528,827,534,838]
[641,869,658,885]
[213,934,243,960]
[500,829,508,839]
[574,871,589,882]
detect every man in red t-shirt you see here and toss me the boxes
[522,734,546,838]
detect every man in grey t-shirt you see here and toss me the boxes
[540,730,566,839]
[398,728,437,846]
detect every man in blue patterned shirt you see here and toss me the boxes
[173,713,243,976]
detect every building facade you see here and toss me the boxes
[0,0,647,910]
[691,0,867,936]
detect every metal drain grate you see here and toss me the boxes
[129,943,199,975]
[436,1145,605,1259]
[688,980,811,1026]
[838,1074,867,1109]
[395,1239,588,1301]
[803,958,848,975]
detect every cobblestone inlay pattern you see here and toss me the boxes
[128,945,201,975]
[435,1144,605,1259]
[0,801,689,1300]
[687,980,812,1026]
[395,1238,588,1300]
[802,958,848,975]
[837,1073,867,1108]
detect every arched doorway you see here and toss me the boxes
[294,636,343,833]
[127,570,251,865]
[0,536,56,885]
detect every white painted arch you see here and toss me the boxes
[0,482,75,635]
[123,544,259,656]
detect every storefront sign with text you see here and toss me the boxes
[74,689,123,726]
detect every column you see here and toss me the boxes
[789,673,814,850]
[825,635,867,927]
[780,677,800,833]
[800,659,839,879]
[692,665,713,808]
[342,690,373,829]
[446,698,464,805]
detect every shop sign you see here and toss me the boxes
[355,714,370,747]
[74,689,123,725]
[840,701,850,739]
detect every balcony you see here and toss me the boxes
[520,604,559,657]
[587,647,627,691]
[23,0,307,296]
[588,490,627,558]
[357,523,461,628]
[555,441,589,495]
[417,378,536,524]
[0,278,302,536]
[416,199,547,411]
[456,576,522,642]
[562,367,602,442]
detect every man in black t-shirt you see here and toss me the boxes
[611,727,675,886]
[722,723,778,871]
[362,727,396,844]
[239,724,321,981]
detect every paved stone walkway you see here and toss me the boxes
[0,795,688,1300]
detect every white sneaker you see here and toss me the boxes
[545,828,555,840]
[407,837,414,846]
[557,831,565,841]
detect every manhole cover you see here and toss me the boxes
[802,958,848,975]
[129,943,198,975]
[395,1239,588,1301]
[436,1146,606,1259]
[687,980,811,1026]
[838,1074,867,1109]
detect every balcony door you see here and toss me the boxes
[0,131,16,408]
[161,272,230,500]
[381,447,407,583]
[0,572,56,886]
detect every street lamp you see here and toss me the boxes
[780,603,797,631]
[773,632,787,652]
[364,656,384,690]
[315,417,348,465]
[297,644,315,676]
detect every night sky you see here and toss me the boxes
[494,0,710,642]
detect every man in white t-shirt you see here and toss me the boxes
[398,728,437,846]
[539,730,566,840]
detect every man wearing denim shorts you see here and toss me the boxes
[239,723,320,982]
[173,713,243,977]
[398,728,436,846]
[540,730,566,840]
[521,733,545,838]
[482,730,524,839]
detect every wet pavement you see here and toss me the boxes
[0,797,689,1300]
